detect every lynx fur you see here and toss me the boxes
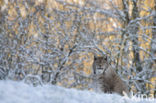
[92,55,129,96]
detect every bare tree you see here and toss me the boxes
[0,0,155,96]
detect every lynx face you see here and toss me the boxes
[92,55,129,96]
[93,56,109,75]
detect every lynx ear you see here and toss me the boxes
[94,55,97,60]
[103,55,107,61]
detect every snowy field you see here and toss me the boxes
[0,80,155,103]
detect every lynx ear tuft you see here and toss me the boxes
[103,55,107,61]
[94,55,97,60]
[104,56,107,60]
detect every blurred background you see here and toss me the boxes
[0,0,155,97]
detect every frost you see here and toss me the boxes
[0,80,155,103]
[0,0,155,97]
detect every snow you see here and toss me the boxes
[0,80,155,103]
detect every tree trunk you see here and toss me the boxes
[117,0,129,70]
[151,0,156,96]
[131,0,142,72]
[131,0,144,93]
[151,0,156,64]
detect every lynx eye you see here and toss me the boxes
[97,67,103,70]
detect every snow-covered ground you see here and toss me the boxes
[0,80,155,103]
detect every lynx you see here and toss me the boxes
[92,55,129,96]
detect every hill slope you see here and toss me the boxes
[0,80,155,103]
